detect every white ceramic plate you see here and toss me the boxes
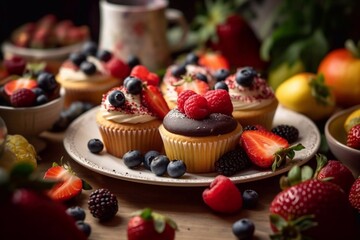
[64,105,321,187]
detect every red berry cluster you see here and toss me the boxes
[130,65,160,86]
[177,89,233,120]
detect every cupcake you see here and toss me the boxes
[56,41,130,107]
[224,67,278,129]
[159,89,242,173]
[96,75,170,158]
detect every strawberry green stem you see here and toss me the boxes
[345,39,360,58]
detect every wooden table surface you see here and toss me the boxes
[37,131,286,240]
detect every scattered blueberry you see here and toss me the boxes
[80,61,97,75]
[232,218,255,240]
[242,189,259,209]
[196,73,208,83]
[125,77,143,95]
[150,155,170,176]
[143,150,160,170]
[96,49,112,62]
[82,41,98,56]
[66,206,86,221]
[214,81,229,91]
[37,72,58,92]
[185,52,199,65]
[69,52,87,66]
[87,139,104,154]
[108,90,126,107]
[76,220,92,237]
[171,64,187,78]
[167,160,187,178]
[123,150,144,168]
[214,68,230,82]
[235,67,257,87]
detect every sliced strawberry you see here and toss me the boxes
[240,130,304,170]
[43,163,83,202]
[198,52,230,71]
[141,84,170,119]
[4,78,38,96]
[174,76,209,95]
[131,65,160,86]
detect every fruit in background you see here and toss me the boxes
[318,40,360,107]
[10,22,36,47]
[3,78,37,96]
[349,177,360,212]
[174,75,209,96]
[198,52,230,71]
[0,163,87,240]
[344,108,360,133]
[275,73,336,121]
[346,124,360,150]
[268,60,305,90]
[127,208,177,240]
[202,175,243,213]
[3,55,27,75]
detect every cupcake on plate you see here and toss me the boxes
[223,67,278,130]
[159,89,242,173]
[96,74,170,158]
[56,41,130,107]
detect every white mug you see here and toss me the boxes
[99,0,188,71]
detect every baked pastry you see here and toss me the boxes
[159,90,242,173]
[224,67,278,129]
[96,77,169,158]
[56,41,129,107]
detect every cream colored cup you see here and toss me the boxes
[99,0,188,71]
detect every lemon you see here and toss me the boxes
[344,108,360,133]
[0,134,37,170]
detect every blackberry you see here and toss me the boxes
[215,148,251,176]
[271,124,299,143]
[88,188,118,221]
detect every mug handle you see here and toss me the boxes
[165,9,189,53]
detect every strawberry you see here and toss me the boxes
[105,56,130,80]
[131,65,160,86]
[141,84,170,119]
[314,154,355,194]
[204,89,233,115]
[347,124,360,149]
[198,52,230,71]
[177,89,196,113]
[240,130,304,171]
[10,88,36,107]
[4,78,38,96]
[349,177,360,212]
[0,163,87,240]
[43,162,90,202]
[270,179,357,239]
[184,94,209,120]
[174,75,209,95]
[127,208,177,240]
[202,175,243,213]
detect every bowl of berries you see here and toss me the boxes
[325,105,360,177]
[0,70,64,142]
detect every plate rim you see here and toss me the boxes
[64,105,321,187]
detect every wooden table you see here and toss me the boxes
[37,131,284,240]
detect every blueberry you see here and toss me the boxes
[76,221,92,237]
[242,189,259,209]
[82,41,98,56]
[96,49,112,62]
[235,67,257,87]
[32,87,45,96]
[80,61,97,75]
[150,155,170,176]
[167,160,187,178]
[65,101,86,121]
[37,72,58,92]
[214,68,230,82]
[171,64,187,78]
[123,150,144,168]
[35,94,48,105]
[87,139,104,154]
[232,218,255,239]
[124,77,142,95]
[214,81,229,91]
[185,52,199,65]
[196,73,208,83]
[66,206,86,221]
[108,90,125,107]
[69,52,86,66]
[127,55,141,69]
[143,150,160,170]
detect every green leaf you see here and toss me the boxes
[10,162,35,178]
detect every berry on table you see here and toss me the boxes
[242,189,259,209]
[214,148,251,176]
[87,139,104,154]
[167,160,187,178]
[232,218,255,240]
[150,155,170,176]
[271,124,299,144]
[143,150,160,170]
[123,150,144,168]
[75,220,92,237]
[88,188,118,221]
[66,206,86,221]
[349,177,360,212]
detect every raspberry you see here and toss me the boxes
[105,57,130,79]
[202,175,243,213]
[271,124,299,143]
[204,89,233,115]
[346,124,360,149]
[214,148,251,176]
[130,65,149,81]
[88,188,118,221]
[183,94,209,120]
[177,90,196,113]
[10,88,36,107]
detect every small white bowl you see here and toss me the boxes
[325,105,360,178]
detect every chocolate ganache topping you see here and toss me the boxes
[163,109,238,137]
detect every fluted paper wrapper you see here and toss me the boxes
[159,124,242,173]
